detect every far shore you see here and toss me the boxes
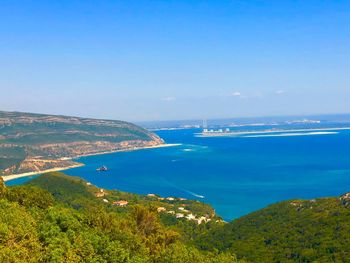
[1,143,182,183]
[196,127,350,137]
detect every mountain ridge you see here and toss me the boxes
[0,110,164,177]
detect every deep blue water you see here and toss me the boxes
[8,128,350,221]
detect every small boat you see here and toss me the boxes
[96,165,108,172]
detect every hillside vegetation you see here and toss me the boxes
[0,111,163,175]
[192,195,350,262]
[0,172,238,262]
[2,172,350,262]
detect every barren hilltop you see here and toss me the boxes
[0,111,164,176]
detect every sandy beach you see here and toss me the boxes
[1,143,182,182]
[2,163,85,182]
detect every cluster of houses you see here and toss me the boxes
[148,194,214,224]
[92,189,213,224]
[94,188,129,207]
[154,198,212,224]
[157,205,212,224]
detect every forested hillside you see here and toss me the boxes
[0,172,237,262]
[2,171,350,262]
[192,194,350,262]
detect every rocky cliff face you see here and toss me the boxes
[0,111,164,175]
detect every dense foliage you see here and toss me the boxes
[193,197,350,262]
[0,173,238,262]
[2,172,350,262]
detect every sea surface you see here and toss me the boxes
[8,125,350,221]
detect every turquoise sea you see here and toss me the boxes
[8,126,350,221]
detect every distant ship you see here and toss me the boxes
[96,165,108,172]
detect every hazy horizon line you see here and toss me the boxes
[2,108,350,124]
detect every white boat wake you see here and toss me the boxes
[187,191,205,198]
[162,179,205,198]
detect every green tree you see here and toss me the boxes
[0,176,6,198]
[7,185,54,209]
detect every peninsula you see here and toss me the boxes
[0,111,165,179]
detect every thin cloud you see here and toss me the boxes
[275,90,285,95]
[230,91,249,99]
[161,96,176,101]
[230,91,242,97]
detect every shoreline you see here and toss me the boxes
[1,143,182,182]
[2,163,85,182]
[67,143,182,160]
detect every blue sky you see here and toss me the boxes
[1,0,350,121]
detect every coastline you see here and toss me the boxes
[1,143,181,182]
[2,163,85,182]
[66,143,182,159]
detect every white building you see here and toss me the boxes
[186,214,196,220]
[176,213,184,218]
